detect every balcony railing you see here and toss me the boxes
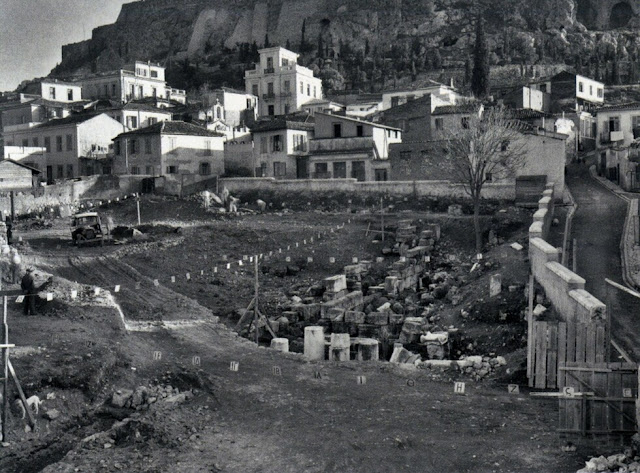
[600,131,624,144]
[262,93,276,100]
[309,136,374,153]
[312,172,332,179]
[280,91,292,97]
[264,67,275,74]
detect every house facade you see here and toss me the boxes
[381,82,462,111]
[308,112,402,181]
[529,71,604,114]
[245,47,323,117]
[3,112,123,182]
[0,160,40,191]
[300,99,345,116]
[200,88,258,127]
[430,103,484,139]
[103,102,172,132]
[112,121,225,179]
[19,79,82,103]
[79,61,186,105]
[249,115,314,179]
[595,102,640,189]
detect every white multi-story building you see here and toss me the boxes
[19,79,83,103]
[245,47,323,117]
[381,82,462,111]
[200,88,258,127]
[102,102,172,132]
[79,61,186,105]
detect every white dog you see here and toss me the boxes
[14,395,42,419]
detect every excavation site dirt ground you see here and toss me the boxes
[0,195,596,473]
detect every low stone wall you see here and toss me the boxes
[528,183,606,324]
[0,175,144,217]
[220,177,515,200]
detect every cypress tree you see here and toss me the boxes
[264,34,270,48]
[471,14,490,98]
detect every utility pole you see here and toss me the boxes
[136,194,141,226]
[380,197,385,242]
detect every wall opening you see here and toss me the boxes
[610,2,633,28]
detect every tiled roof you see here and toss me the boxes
[315,112,402,131]
[596,102,640,113]
[32,112,105,129]
[432,103,482,115]
[251,113,315,132]
[115,120,225,139]
[0,159,41,173]
[506,108,552,119]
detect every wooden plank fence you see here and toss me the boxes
[529,321,608,389]
[558,362,637,445]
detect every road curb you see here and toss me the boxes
[588,166,639,290]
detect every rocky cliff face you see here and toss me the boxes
[51,0,640,91]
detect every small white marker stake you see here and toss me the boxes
[153,351,162,360]
[357,376,367,385]
[226,263,231,270]
[114,285,121,293]
[16,295,24,303]
[230,361,239,371]
[153,279,159,287]
[94,287,100,296]
[285,256,291,262]
[329,257,335,264]
[213,267,217,274]
[46,293,53,301]
[454,382,466,394]
[71,290,77,299]
[171,276,176,283]
[186,273,191,280]
[192,356,201,366]
[307,257,313,263]
[238,260,243,266]
[272,366,282,376]
[352,257,358,263]
[508,384,520,394]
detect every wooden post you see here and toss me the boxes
[572,238,577,273]
[254,255,259,345]
[136,195,141,226]
[2,294,7,442]
[527,274,534,384]
[380,197,385,242]
[10,192,15,221]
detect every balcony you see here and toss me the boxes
[262,93,276,101]
[280,91,292,97]
[600,131,624,144]
[309,136,375,154]
[264,67,275,74]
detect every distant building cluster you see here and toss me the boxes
[1,45,634,195]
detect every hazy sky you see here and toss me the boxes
[0,0,132,91]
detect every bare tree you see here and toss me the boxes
[439,106,529,253]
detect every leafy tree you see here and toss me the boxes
[471,15,490,98]
[438,107,528,253]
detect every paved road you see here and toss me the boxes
[567,161,640,361]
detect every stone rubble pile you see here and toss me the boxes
[111,384,193,410]
[577,453,639,473]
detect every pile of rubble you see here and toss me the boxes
[110,384,193,410]
[577,452,640,473]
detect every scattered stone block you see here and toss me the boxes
[111,389,133,408]
[365,312,389,325]
[329,333,351,361]
[447,204,463,216]
[510,242,524,251]
[490,274,502,297]
[304,326,325,360]
[533,304,547,317]
[270,338,289,353]
[44,409,60,421]
[344,311,365,324]
[357,339,379,361]
[324,275,347,294]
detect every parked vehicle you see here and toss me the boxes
[71,212,104,246]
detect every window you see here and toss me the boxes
[151,70,158,78]
[589,85,593,96]
[272,134,282,152]
[313,86,317,98]
[67,89,74,101]
[152,87,157,97]
[578,82,584,93]
[44,137,51,152]
[540,84,547,93]
[149,117,158,125]
[138,86,143,98]
[284,104,290,114]
[333,123,342,138]
[56,136,63,152]
[282,58,289,66]
[246,98,253,108]
[112,84,117,96]
[32,138,39,147]
[399,150,412,160]
[200,162,211,176]
[266,57,273,69]
[104,84,109,97]
[435,118,444,130]
[22,139,28,147]
[307,84,310,96]
[130,85,135,98]
[273,162,286,177]
[374,169,388,181]
[115,140,121,155]
[145,138,152,154]
[66,134,73,151]
[284,80,290,93]
[129,139,137,155]
[632,116,640,130]
[293,134,306,151]
[146,166,153,175]
[131,166,140,175]
[127,116,138,129]
[356,125,364,137]
[314,162,328,177]
[268,105,275,116]
[49,87,56,100]
[461,117,469,129]
[485,172,493,182]
[204,140,212,156]
[333,161,346,178]
[166,165,177,174]
[300,81,304,94]
[57,165,63,178]
[597,88,603,98]
[609,116,621,132]
[260,137,268,154]
[66,164,73,177]
[391,97,399,107]
[267,82,274,95]
[252,84,258,96]
[500,141,509,152]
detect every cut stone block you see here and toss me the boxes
[365,312,389,325]
[357,339,379,361]
[345,311,366,324]
[270,338,289,353]
[329,333,351,361]
[304,326,325,360]
[490,274,502,297]
[324,275,347,293]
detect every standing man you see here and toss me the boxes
[5,217,12,245]
[20,267,36,315]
